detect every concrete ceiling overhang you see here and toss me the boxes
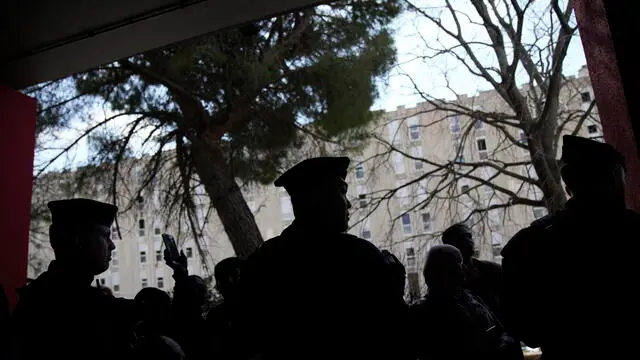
[0,0,324,89]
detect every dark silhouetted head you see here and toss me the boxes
[48,198,117,275]
[560,135,627,206]
[442,223,474,263]
[214,257,244,300]
[275,157,352,233]
[135,288,172,323]
[187,275,207,309]
[423,245,465,293]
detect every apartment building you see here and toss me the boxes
[29,66,600,298]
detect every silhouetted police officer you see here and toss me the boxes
[10,199,137,360]
[501,136,640,359]
[442,223,502,319]
[240,157,407,360]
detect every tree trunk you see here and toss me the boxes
[190,138,264,259]
[530,128,567,214]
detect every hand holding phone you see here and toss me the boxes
[162,233,180,261]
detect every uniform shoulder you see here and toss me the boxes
[501,214,555,258]
[338,233,385,252]
[473,258,502,273]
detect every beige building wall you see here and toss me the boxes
[29,67,600,298]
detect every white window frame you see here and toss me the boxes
[476,137,488,160]
[411,146,424,171]
[357,185,367,208]
[111,250,118,267]
[407,116,421,141]
[396,180,409,205]
[406,247,417,268]
[449,114,461,134]
[112,273,120,294]
[401,213,413,235]
[387,120,400,144]
[421,212,432,232]
[361,219,372,240]
[138,218,146,237]
[355,163,365,179]
[392,151,405,174]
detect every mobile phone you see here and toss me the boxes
[162,233,180,260]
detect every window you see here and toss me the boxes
[492,231,503,257]
[392,152,405,174]
[355,164,365,179]
[476,138,487,151]
[138,219,145,237]
[406,247,416,268]
[449,115,461,134]
[140,251,147,263]
[362,221,372,240]
[154,227,161,235]
[396,181,409,205]
[141,278,148,288]
[411,146,424,170]
[387,120,400,143]
[111,226,119,240]
[186,247,193,258]
[401,214,412,235]
[136,195,144,210]
[476,138,488,160]
[421,212,432,232]
[157,277,164,289]
[111,251,118,267]
[358,194,367,208]
[99,278,106,286]
[461,185,470,193]
[492,243,503,258]
[533,207,547,219]
[474,118,484,130]
[357,185,367,208]
[280,196,293,220]
[156,250,162,262]
[587,124,598,134]
[408,116,420,140]
[581,91,591,102]
[112,273,120,293]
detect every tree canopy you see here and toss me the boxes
[29,0,402,259]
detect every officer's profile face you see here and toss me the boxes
[443,228,474,261]
[325,178,351,232]
[299,177,351,232]
[78,224,115,274]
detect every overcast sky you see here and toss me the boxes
[37,0,586,172]
[374,0,585,111]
